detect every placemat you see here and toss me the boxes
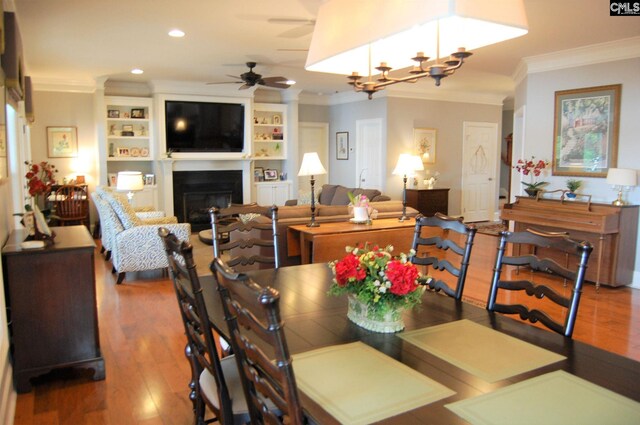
[292,342,455,425]
[399,319,565,382]
[446,370,640,425]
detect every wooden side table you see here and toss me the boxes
[2,226,105,392]
[406,188,449,216]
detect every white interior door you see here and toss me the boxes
[461,122,498,222]
[355,118,384,190]
[298,122,329,196]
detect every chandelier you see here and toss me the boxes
[347,21,473,99]
[305,0,529,99]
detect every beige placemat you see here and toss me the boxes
[399,319,565,382]
[446,370,640,425]
[292,342,455,425]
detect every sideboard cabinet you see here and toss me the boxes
[406,188,450,216]
[2,226,105,392]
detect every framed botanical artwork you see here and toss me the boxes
[264,169,278,181]
[131,108,145,119]
[552,84,621,177]
[414,127,436,164]
[47,126,78,158]
[336,131,349,160]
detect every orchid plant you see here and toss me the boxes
[513,156,550,190]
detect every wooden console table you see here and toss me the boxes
[287,218,417,264]
[2,226,105,392]
[501,196,639,288]
[406,188,449,216]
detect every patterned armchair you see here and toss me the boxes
[96,187,191,284]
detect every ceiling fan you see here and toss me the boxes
[208,62,292,90]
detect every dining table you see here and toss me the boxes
[200,262,640,424]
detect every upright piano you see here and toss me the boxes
[501,196,638,288]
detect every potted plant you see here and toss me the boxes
[513,156,550,197]
[566,179,582,199]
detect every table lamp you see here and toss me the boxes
[116,171,144,204]
[392,154,421,221]
[298,152,327,227]
[606,168,637,206]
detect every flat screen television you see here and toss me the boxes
[165,100,245,152]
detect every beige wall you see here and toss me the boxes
[31,91,99,226]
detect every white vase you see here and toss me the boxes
[347,294,405,333]
[352,206,369,222]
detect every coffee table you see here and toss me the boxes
[287,218,417,264]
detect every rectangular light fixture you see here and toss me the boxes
[305,0,529,77]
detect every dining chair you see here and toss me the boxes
[487,228,593,338]
[410,212,477,300]
[54,185,89,226]
[211,257,306,425]
[209,204,280,271]
[158,228,251,425]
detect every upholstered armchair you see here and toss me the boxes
[96,187,191,284]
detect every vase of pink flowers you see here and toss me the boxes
[348,192,371,223]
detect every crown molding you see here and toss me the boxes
[148,80,255,98]
[30,77,97,93]
[520,36,640,76]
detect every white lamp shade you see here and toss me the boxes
[305,0,528,76]
[393,153,422,177]
[298,152,327,176]
[116,171,144,192]
[606,168,637,187]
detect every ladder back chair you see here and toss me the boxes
[209,204,280,271]
[411,212,477,300]
[487,228,593,338]
[211,257,306,425]
[54,185,89,227]
[158,228,251,425]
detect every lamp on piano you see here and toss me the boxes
[606,168,637,206]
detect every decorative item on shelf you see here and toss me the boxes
[144,174,155,185]
[165,149,174,158]
[565,179,582,199]
[109,125,116,136]
[116,171,144,203]
[121,124,134,137]
[513,156,550,197]
[130,147,141,157]
[392,154,423,221]
[272,128,283,140]
[108,142,115,157]
[139,125,146,136]
[264,169,278,181]
[117,147,130,157]
[254,167,264,182]
[273,115,281,124]
[423,170,440,189]
[348,192,371,224]
[140,147,149,157]
[130,108,145,119]
[298,152,327,227]
[606,168,637,206]
[305,0,528,99]
[328,244,431,332]
[279,172,287,181]
[108,109,120,118]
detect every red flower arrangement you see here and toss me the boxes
[513,156,549,190]
[329,244,430,319]
[24,161,57,207]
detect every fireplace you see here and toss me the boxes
[173,170,243,231]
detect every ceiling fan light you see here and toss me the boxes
[130,68,144,75]
[168,29,185,38]
[285,80,296,85]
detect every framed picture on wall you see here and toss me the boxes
[336,131,349,160]
[552,84,621,177]
[47,126,78,158]
[414,127,436,164]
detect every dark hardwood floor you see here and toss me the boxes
[11,233,640,424]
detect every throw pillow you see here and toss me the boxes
[331,185,352,205]
[318,184,339,205]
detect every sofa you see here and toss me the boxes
[285,184,391,206]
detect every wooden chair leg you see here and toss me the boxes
[105,251,111,261]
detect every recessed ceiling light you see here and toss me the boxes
[131,68,144,75]
[286,80,296,85]
[168,29,185,38]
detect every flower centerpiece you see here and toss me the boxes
[347,192,371,223]
[329,244,431,332]
[24,160,57,210]
[513,156,549,196]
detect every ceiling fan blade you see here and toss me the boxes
[238,83,253,90]
[261,76,288,83]
[226,74,243,79]
[260,81,291,89]
[206,81,243,85]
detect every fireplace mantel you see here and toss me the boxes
[159,158,252,216]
